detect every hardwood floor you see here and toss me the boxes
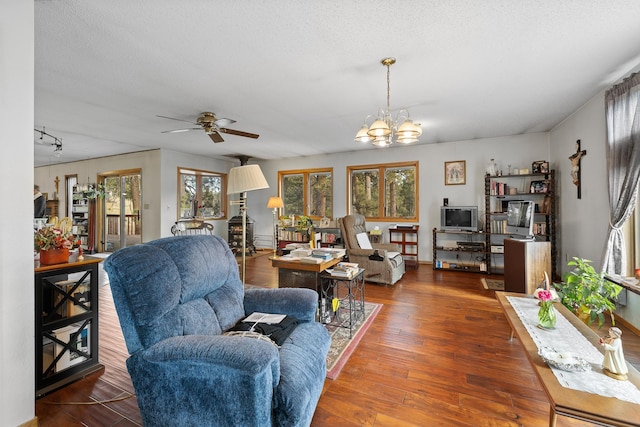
[36,251,640,426]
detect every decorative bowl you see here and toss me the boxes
[538,347,591,372]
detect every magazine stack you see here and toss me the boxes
[326,262,359,279]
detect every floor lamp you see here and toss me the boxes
[227,164,269,285]
[267,196,283,256]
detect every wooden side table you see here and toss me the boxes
[368,231,382,244]
[389,225,419,269]
[35,254,104,397]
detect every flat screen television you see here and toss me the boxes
[440,206,478,232]
[506,201,535,238]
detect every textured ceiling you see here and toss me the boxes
[34,0,640,166]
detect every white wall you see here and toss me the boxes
[35,133,550,262]
[251,132,549,262]
[550,85,640,329]
[35,149,239,244]
[549,92,609,269]
[159,149,237,238]
[35,150,163,245]
[1,1,36,425]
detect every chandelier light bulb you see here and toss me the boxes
[367,119,391,137]
[372,136,391,147]
[355,125,373,143]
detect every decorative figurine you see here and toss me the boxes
[486,158,497,176]
[600,327,628,380]
[77,245,84,262]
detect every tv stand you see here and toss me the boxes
[432,228,486,273]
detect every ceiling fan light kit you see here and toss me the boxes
[355,57,422,147]
[160,111,259,143]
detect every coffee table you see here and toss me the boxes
[271,255,341,294]
[496,291,640,427]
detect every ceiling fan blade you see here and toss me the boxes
[219,128,260,139]
[161,127,202,134]
[208,131,225,143]
[156,115,197,124]
[214,118,237,128]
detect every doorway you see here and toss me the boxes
[65,174,78,217]
[98,170,142,252]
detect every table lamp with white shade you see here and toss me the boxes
[267,196,284,256]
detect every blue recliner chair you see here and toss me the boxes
[103,235,330,427]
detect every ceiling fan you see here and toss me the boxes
[158,112,259,143]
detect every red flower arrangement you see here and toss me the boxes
[34,226,77,251]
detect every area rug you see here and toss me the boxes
[481,278,505,290]
[325,302,382,380]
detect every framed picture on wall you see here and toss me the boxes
[444,160,466,185]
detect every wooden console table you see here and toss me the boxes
[496,291,640,427]
[35,254,104,397]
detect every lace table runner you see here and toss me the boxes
[507,296,640,404]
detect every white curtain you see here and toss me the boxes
[602,72,640,274]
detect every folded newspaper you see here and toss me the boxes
[242,312,286,324]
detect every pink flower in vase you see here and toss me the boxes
[537,289,553,302]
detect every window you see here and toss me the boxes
[278,168,333,218]
[178,167,226,219]
[348,161,418,221]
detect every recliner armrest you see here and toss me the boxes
[348,248,387,257]
[142,334,280,379]
[244,287,318,322]
[373,243,401,252]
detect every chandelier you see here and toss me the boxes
[354,57,422,147]
[34,127,63,157]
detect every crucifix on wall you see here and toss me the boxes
[569,139,587,199]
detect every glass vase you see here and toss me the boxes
[486,158,497,176]
[538,301,556,329]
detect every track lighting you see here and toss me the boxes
[34,127,63,157]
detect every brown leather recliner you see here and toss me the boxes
[338,214,405,285]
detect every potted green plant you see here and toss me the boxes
[296,215,313,232]
[554,257,622,328]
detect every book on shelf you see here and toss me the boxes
[490,179,514,196]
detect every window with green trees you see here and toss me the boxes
[278,168,333,218]
[348,161,418,221]
[178,167,226,219]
